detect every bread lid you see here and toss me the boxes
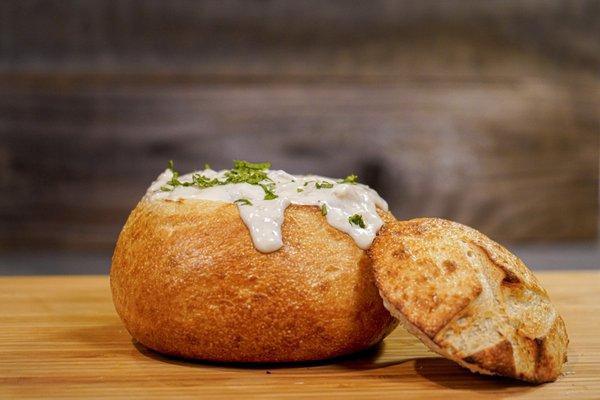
[368,218,568,383]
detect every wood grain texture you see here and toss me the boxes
[1,0,599,252]
[2,81,597,251]
[0,272,598,399]
[1,0,598,74]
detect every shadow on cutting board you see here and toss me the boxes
[132,339,535,392]
[412,357,535,391]
[132,339,395,370]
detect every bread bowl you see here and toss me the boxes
[110,161,398,362]
[111,160,568,382]
[368,218,569,383]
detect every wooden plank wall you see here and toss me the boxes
[0,0,598,251]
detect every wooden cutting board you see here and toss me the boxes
[1,271,598,399]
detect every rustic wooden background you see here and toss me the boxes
[1,0,599,253]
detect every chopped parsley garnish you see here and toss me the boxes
[224,165,269,185]
[167,172,182,187]
[297,188,304,193]
[234,198,252,206]
[348,214,366,228]
[191,173,221,188]
[260,183,278,200]
[160,160,278,200]
[341,174,359,184]
[315,181,334,189]
[321,204,328,216]
[233,160,271,170]
[166,160,195,187]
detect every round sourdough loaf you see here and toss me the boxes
[110,199,398,362]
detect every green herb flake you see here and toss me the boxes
[191,173,222,188]
[165,160,184,187]
[321,204,328,216]
[297,188,304,193]
[169,175,182,187]
[224,160,270,185]
[161,159,274,191]
[341,174,359,184]
[160,185,173,192]
[260,184,278,200]
[348,214,366,228]
[233,160,271,170]
[315,181,334,189]
[234,198,253,206]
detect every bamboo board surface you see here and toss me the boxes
[1,271,598,399]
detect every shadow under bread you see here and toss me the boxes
[133,339,536,392]
[131,339,393,370]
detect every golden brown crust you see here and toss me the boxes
[110,199,397,362]
[369,218,568,383]
[464,339,516,377]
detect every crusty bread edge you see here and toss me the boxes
[379,295,498,378]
